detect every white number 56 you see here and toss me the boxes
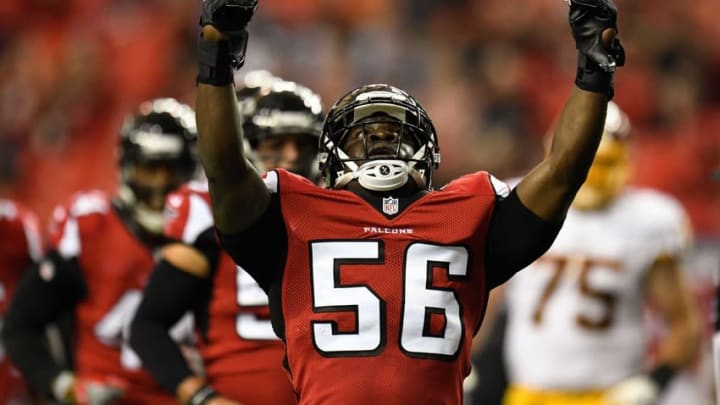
[311,241,468,358]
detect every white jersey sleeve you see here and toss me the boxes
[164,181,214,245]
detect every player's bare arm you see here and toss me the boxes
[517,0,625,222]
[645,255,701,369]
[604,253,702,402]
[162,244,211,277]
[518,88,607,222]
[196,1,269,235]
[197,76,269,234]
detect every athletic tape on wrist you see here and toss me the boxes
[575,53,614,99]
[51,370,75,402]
[197,37,234,86]
[187,384,218,405]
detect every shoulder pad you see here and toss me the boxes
[49,190,112,256]
[164,185,213,244]
[440,171,496,196]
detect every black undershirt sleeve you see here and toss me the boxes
[218,194,287,339]
[217,195,287,293]
[129,257,211,394]
[2,250,87,397]
[129,227,218,394]
[484,189,563,289]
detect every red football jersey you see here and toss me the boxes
[0,199,42,404]
[49,191,175,404]
[251,169,500,404]
[164,181,296,405]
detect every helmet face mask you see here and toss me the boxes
[341,118,419,161]
[118,98,197,233]
[319,84,440,191]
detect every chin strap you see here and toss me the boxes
[331,144,428,192]
[132,206,165,234]
[334,159,427,192]
[339,160,410,191]
[117,185,165,235]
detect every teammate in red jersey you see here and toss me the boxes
[2,98,198,404]
[130,73,323,405]
[0,199,42,404]
[194,0,625,403]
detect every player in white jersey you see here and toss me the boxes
[502,102,703,405]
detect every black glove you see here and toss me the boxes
[197,0,258,86]
[568,0,625,98]
[200,0,258,38]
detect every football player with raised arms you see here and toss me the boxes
[194,0,625,402]
[501,102,703,405]
[130,72,323,405]
[3,99,198,404]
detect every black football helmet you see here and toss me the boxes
[235,69,279,119]
[318,84,440,191]
[235,74,323,179]
[241,80,323,149]
[234,69,284,174]
[117,98,197,233]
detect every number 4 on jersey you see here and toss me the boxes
[95,290,194,370]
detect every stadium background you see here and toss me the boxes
[0,0,718,398]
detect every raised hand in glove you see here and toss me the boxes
[201,0,257,37]
[567,0,625,99]
[197,0,259,85]
[569,0,625,72]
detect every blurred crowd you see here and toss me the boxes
[0,0,718,237]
